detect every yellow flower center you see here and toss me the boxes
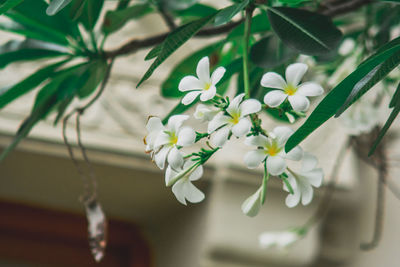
[284,84,298,96]
[204,83,211,91]
[229,112,240,125]
[169,133,178,144]
[266,140,281,156]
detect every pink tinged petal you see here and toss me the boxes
[288,94,310,112]
[167,147,184,170]
[303,169,324,187]
[244,135,269,147]
[300,183,313,206]
[146,117,163,132]
[154,132,171,148]
[178,76,203,92]
[226,93,245,115]
[261,72,287,89]
[182,91,201,105]
[267,155,287,176]
[301,152,318,172]
[211,67,226,85]
[183,181,205,203]
[208,114,230,133]
[285,146,303,161]
[200,85,216,101]
[189,165,203,181]
[244,150,266,169]
[154,146,170,169]
[231,118,251,137]
[297,82,324,97]
[167,115,189,132]
[177,127,195,147]
[240,99,262,117]
[196,56,210,82]
[273,126,293,146]
[241,187,262,217]
[263,90,287,107]
[211,127,230,147]
[285,63,308,87]
[171,179,188,205]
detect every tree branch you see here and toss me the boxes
[320,0,373,17]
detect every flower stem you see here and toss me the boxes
[242,6,254,99]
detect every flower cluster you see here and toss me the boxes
[144,57,324,217]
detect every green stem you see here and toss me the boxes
[90,31,98,54]
[242,6,253,99]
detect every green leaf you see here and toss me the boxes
[285,40,400,152]
[161,41,225,98]
[214,0,249,26]
[69,0,86,20]
[379,0,400,3]
[0,39,69,69]
[369,82,400,155]
[78,0,104,30]
[145,44,163,61]
[77,59,108,98]
[267,6,342,55]
[46,0,72,16]
[0,58,70,109]
[250,34,297,68]
[137,12,218,87]
[174,3,217,18]
[102,3,153,35]
[227,11,270,39]
[157,0,199,11]
[0,0,24,15]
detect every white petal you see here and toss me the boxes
[267,156,287,176]
[241,187,262,217]
[303,169,324,187]
[285,63,308,87]
[178,76,203,92]
[211,67,226,85]
[277,232,299,248]
[300,183,313,206]
[177,127,195,147]
[183,181,205,203]
[167,115,189,132]
[189,164,203,181]
[285,178,301,208]
[146,116,163,132]
[154,132,171,148]
[231,118,251,137]
[244,135,269,147]
[244,150,266,169]
[182,91,201,105]
[167,147,184,170]
[200,85,216,101]
[196,56,210,82]
[211,127,230,147]
[297,82,324,97]
[259,232,278,248]
[264,90,287,107]
[226,93,245,116]
[272,126,293,146]
[165,165,177,186]
[261,72,286,89]
[285,146,303,161]
[288,95,310,112]
[154,146,170,170]
[301,152,318,172]
[240,99,262,117]
[171,179,188,205]
[208,114,230,133]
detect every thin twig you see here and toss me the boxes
[320,0,373,17]
[158,6,177,30]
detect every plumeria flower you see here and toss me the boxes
[244,126,303,176]
[165,161,205,205]
[284,152,324,208]
[144,116,164,155]
[262,63,324,112]
[153,115,195,170]
[208,93,261,147]
[194,104,219,122]
[241,186,263,217]
[259,229,304,250]
[178,57,226,105]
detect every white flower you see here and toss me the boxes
[165,161,205,205]
[241,186,263,217]
[262,63,324,112]
[178,57,226,105]
[259,230,302,250]
[340,99,380,136]
[339,38,356,56]
[144,116,164,154]
[194,104,219,122]
[153,115,195,170]
[244,126,303,176]
[284,152,324,208]
[208,93,261,147]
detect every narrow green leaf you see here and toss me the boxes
[285,42,400,152]
[69,0,86,20]
[157,0,199,11]
[227,11,270,39]
[46,0,72,16]
[214,0,249,26]
[137,12,218,87]
[145,44,163,61]
[267,6,342,55]
[174,3,217,18]
[0,0,23,15]
[77,59,108,98]
[0,58,70,109]
[79,0,104,30]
